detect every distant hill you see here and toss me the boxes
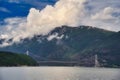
[0,26,120,67]
[0,51,37,66]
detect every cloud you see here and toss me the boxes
[0,7,10,13]
[0,17,27,46]
[0,0,120,47]
[89,7,120,31]
[91,7,115,20]
[0,0,87,47]
[8,0,20,3]
[27,0,86,35]
[47,33,64,41]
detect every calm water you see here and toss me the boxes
[0,67,120,80]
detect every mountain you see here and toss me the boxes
[0,51,37,66]
[0,26,120,67]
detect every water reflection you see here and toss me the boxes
[0,67,120,80]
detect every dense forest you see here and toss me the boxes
[0,51,37,66]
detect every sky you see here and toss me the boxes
[0,0,120,47]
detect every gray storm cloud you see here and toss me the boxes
[0,0,120,47]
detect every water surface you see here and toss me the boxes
[0,67,120,80]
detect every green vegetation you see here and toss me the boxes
[0,26,120,67]
[0,51,37,66]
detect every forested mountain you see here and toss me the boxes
[0,26,120,67]
[0,51,37,66]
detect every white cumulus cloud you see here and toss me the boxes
[0,0,120,47]
[91,7,115,20]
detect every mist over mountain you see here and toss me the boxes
[0,0,120,67]
[0,26,120,67]
[0,0,120,47]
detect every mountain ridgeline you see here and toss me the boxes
[0,26,120,67]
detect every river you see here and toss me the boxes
[0,67,120,80]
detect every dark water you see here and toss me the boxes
[0,67,120,80]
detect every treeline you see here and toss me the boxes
[0,51,37,66]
